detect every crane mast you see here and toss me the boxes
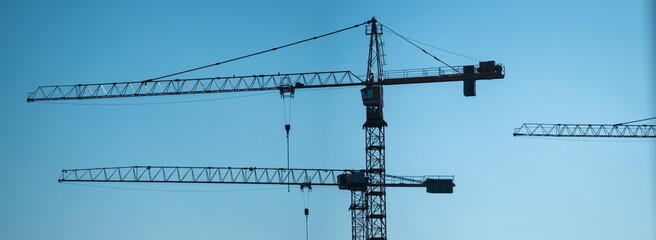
[359,17,387,240]
[28,17,506,240]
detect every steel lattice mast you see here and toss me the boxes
[28,17,506,240]
[360,17,387,240]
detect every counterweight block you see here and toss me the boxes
[424,179,455,193]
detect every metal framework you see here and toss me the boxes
[58,166,454,188]
[350,190,367,240]
[27,65,503,102]
[513,123,656,138]
[27,71,363,102]
[362,18,387,240]
[29,18,505,240]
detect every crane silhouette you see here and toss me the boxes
[28,17,505,240]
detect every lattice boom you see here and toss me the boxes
[28,71,363,102]
[513,123,656,138]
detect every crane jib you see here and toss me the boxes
[27,63,504,102]
[58,166,455,193]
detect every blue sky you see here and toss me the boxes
[1,0,654,239]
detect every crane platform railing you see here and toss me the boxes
[381,63,504,85]
[58,166,453,188]
[383,67,447,80]
[383,64,504,80]
[513,123,656,138]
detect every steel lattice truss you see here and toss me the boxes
[513,123,656,138]
[350,191,367,240]
[365,126,387,240]
[27,65,503,102]
[27,71,363,102]
[363,20,388,240]
[59,166,453,187]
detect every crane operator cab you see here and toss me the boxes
[360,86,388,128]
[360,85,381,106]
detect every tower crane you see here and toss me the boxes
[28,18,505,240]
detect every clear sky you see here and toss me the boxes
[1,0,654,240]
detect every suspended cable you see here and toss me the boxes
[143,20,372,82]
[280,84,294,191]
[286,127,291,193]
[301,183,311,240]
[381,24,461,74]
[305,211,309,240]
[615,117,656,125]
[403,36,481,62]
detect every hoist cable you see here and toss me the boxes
[286,127,291,192]
[282,96,292,192]
[144,20,373,82]
[305,216,309,240]
[382,24,461,74]
[301,187,311,240]
[282,99,289,124]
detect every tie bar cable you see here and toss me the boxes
[143,20,373,82]
[382,24,461,74]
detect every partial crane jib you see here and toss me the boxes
[513,122,656,138]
